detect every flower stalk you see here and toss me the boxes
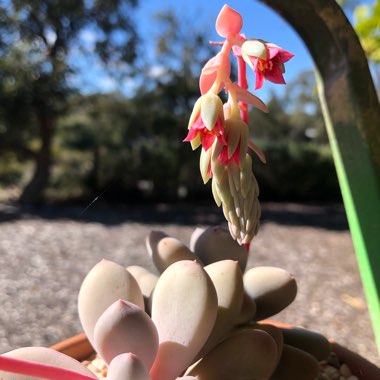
[184,4,293,245]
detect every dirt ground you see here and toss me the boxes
[0,201,378,366]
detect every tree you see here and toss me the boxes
[0,0,139,203]
[54,10,216,202]
[250,70,326,143]
[353,0,380,95]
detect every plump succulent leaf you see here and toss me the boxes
[127,265,158,313]
[270,344,320,380]
[146,231,201,273]
[235,292,257,325]
[190,226,247,271]
[150,260,218,380]
[281,327,331,361]
[107,353,151,380]
[198,260,244,358]
[78,259,144,346]
[243,266,297,320]
[94,300,159,368]
[188,329,278,380]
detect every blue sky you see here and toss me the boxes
[73,0,366,102]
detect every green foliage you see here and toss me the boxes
[0,153,24,186]
[0,6,341,203]
[0,0,139,203]
[250,71,327,144]
[253,141,340,201]
[354,0,380,63]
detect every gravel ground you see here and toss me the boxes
[0,201,378,367]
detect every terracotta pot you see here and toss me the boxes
[51,327,380,380]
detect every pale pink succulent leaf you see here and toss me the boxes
[146,232,200,274]
[198,260,244,358]
[107,353,151,380]
[78,259,144,347]
[0,347,97,380]
[232,84,268,113]
[215,5,243,38]
[150,261,218,380]
[93,299,159,368]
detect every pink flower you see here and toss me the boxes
[241,40,294,90]
[184,114,226,151]
[184,93,227,151]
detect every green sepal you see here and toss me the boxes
[191,134,202,150]
[212,178,222,207]
[200,147,212,184]
[225,120,241,159]
[188,97,202,129]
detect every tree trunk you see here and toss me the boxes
[19,111,54,204]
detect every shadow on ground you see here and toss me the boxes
[0,201,349,230]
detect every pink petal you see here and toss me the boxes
[217,146,229,164]
[183,128,199,142]
[192,114,206,129]
[267,43,294,62]
[254,71,265,90]
[215,5,243,38]
[200,71,217,95]
[202,53,222,75]
[277,49,295,63]
[267,44,280,59]
[252,57,259,71]
[201,132,216,151]
[199,56,229,95]
[265,64,286,84]
[232,83,269,113]
[231,34,246,56]
[232,45,242,56]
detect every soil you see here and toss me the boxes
[0,201,378,366]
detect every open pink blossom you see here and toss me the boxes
[241,40,294,90]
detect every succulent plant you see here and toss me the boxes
[0,225,331,380]
[0,5,331,380]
